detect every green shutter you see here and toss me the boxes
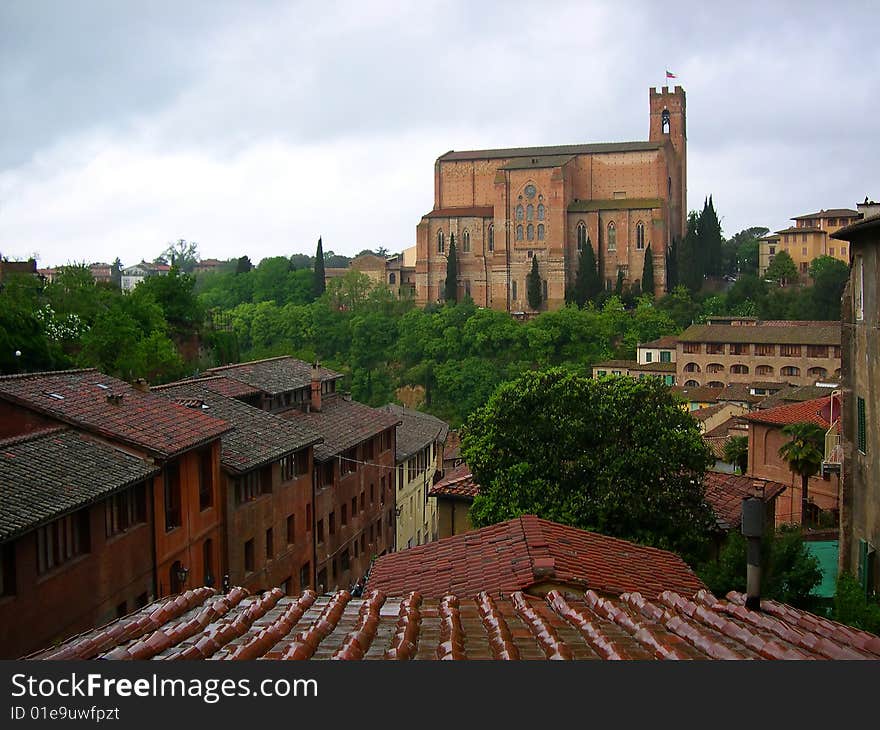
[660,351,671,363]
[857,397,867,454]
[664,375,674,386]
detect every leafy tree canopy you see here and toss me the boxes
[461,369,716,563]
[764,250,799,287]
[160,239,199,273]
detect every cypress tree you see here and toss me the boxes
[615,268,624,296]
[444,235,458,303]
[527,255,542,310]
[313,237,326,297]
[573,238,598,307]
[698,196,724,277]
[642,243,655,297]
[666,237,678,291]
[679,211,702,293]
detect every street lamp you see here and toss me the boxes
[175,564,189,589]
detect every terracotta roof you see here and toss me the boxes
[703,416,748,441]
[641,335,678,349]
[381,405,448,462]
[831,214,880,240]
[187,375,262,400]
[0,427,159,542]
[367,516,706,599]
[678,323,840,345]
[671,386,724,403]
[439,141,661,162]
[758,384,838,410]
[0,370,231,458]
[716,383,762,404]
[429,464,479,499]
[281,394,400,461]
[792,209,859,220]
[30,584,880,660]
[568,197,663,213]
[500,155,575,170]
[205,356,342,396]
[775,226,823,234]
[744,395,838,428]
[152,383,322,475]
[702,472,788,531]
[423,206,495,219]
[690,403,727,423]
[595,358,674,373]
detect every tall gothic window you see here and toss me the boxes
[516,204,524,221]
[537,224,545,241]
[576,221,587,252]
[516,224,523,241]
[437,230,445,254]
[537,204,545,221]
[527,224,534,241]
[607,222,617,252]
[488,224,494,252]
[462,229,471,253]
[526,204,534,221]
[636,221,645,250]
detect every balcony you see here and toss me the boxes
[822,420,843,475]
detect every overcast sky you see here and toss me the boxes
[1,0,877,268]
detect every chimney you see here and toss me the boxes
[741,496,765,611]
[132,378,149,393]
[310,362,322,412]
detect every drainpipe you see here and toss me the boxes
[741,496,765,611]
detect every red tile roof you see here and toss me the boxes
[702,472,788,530]
[29,585,880,660]
[0,370,231,458]
[744,395,838,428]
[205,356,341,396]
[366,516,706,599]
[188,375,262,400]
[429,463,479,499]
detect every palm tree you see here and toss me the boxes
[778,421,825,527]
[723,435,748,474]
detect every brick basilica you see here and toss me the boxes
[415,86,687,311]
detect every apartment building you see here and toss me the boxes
[832,198,880,591]
[676,317,840,388]
[759,207,859,278]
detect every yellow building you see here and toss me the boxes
[759,208,859,279]
[382,404,448,550]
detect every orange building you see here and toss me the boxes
[415,86,687,311]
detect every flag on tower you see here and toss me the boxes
[666,70,677,79]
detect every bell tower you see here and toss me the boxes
[649,85,687,238]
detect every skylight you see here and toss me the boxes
[44,392,64,400]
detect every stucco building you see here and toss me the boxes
[759,208,860,279]
[676,317,841,388]
[415,86,688,311]
[832,198,880,591]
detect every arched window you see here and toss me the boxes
[462,230,471,253]
[516,225,523,241]
[527,224,534,241]
[781,366,801,377]
[437,230,445,254]
[537,204,545,221]
[662,109,670,134]
[577,221,587,252]
[707,381,724,389]
[607,222,617,252]
[730,364,750,375]
[537,224,545,241]
[756,365,774,376]
[488,224,494,252]
[526,204,534,221]
[808,367,828,379]
[684,379,700,388]
[707,363,724,373]
[636,221,646,250]
[516,205,524,221]
[683,362,701,373]
[389,272,396,284]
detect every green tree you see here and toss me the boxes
[461,369,716,563]
[235,255,253,274]
[698,525,822,608]
[764,250,799,287]
[778,421,825,526]
[527,255,542,310]
[807,255,850,320]
[161,239,199,273]
[698,196,724,277]
[444,236,458,303]
[132,267,202,330]
[833,572,880,634]
[666,236,679,291]
[614,268,624,297]
[111,257,123,288]
[723,435,749,474]
[313,237,326,298]
[678,211,702,293]
[641,244,655,297]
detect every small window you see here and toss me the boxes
[352,496,357,517]
[341,504,348,526]
[660,351,671,363]
[0,543,16,597]
[516,204,524,221]
[341,549,350,572]
[488,224,494,252]
[645,351,653,363]
[437,230,445,254]
[317,519,324,543]
[462,229,471,253]
[636,221,646,250]
[244,539,255,573]
[661,109,670,134]
[607,222,617,252]
[854,255,864,321]
[537,224,545,241]
[857,397,866,454]
[576,221,587,252]
[527,224,534,241]
[537,204,545,221]
[329,511,336,535]
[266,528,274,559]
[287,514,295,544]
[526,204,534,221]
[198,447,214,511]
[516,225,523,241]
[389,272,396,284]
[164,463,181,531]
[300,562,311,591]
[512,280,518,300]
